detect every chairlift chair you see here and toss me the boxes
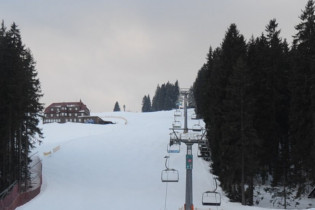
[161,156,179,182]
[202,177,221,206]
[198,144,210,159]
[170,132,180,141]
[167,142,180,153]
[174,110,182,117]
[202,191,221,206]
[161,168,179,182]
[192,124,202,132]
[172,121,181,129]
[191,113,197,120]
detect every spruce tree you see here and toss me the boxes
[187,86,195,108]
[141,95,151,112]
[0,22,43,191]
[151,81,180,111]
[290,0,315,192]
[217,24,249,203]
[191,1,315,205]
[113,101,121,112]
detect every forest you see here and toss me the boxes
[0,22,43,193]
[193,0,315,206]
[141,81,180,112]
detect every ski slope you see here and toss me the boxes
[17,110,313,210]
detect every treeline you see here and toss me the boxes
[142,81,179,112]
[193,0,315,206]
[0,22,43,192]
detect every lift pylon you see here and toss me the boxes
[163,88,214,209]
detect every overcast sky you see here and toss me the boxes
[1,0,309,112]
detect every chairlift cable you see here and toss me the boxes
[163,156,170,210]
[164,181,168,210]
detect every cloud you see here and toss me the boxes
[0,0,309,112]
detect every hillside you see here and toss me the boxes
[17,110,314,210]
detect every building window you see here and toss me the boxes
[51,114,53,117]
[51,108,54,111]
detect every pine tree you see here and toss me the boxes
[217,24,250,203]
[147,95,151,112]
[187,86,195,108]
[151,81,180,111]
[290,0,315,193]
[0,22,43,192]
[151,85,160,111]
[141,95,151,112]
[113,101,121,112]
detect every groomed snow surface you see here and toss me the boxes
[17,110,314,210]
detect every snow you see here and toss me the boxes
[17,110,315,210]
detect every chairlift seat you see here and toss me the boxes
[161,169,179,182]
[198,147,210,158]
[174,110,182,117]
[202,191,221,206]
[172,121,181,129]
[167,143,180,153]
[170,132,180,141]
[191,114,197,120]
[192,124,202,132]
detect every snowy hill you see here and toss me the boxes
[17,110,314,210]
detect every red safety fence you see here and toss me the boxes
[0,159,42,210]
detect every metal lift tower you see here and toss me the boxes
[171,89,206,210]
[162,88,220,209]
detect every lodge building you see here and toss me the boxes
[43,101,90,123]
[43,101,112,124]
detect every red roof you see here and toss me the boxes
[44,101,89,114]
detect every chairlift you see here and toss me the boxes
[174,110,182,117]
[202,191,221,206]
[170,132,180,141]
[192,124,202,132]
[172,121,181,129]
[161,169,179,182]
[167,142,180,153]
[197,145,209,157]
[191,113,197,120]
[161,156,179,182]
[198,143,210,159]
[202,177,221,206]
